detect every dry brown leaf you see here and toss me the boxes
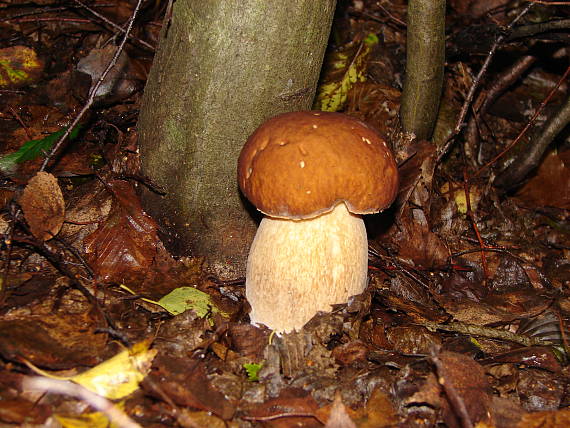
[436,351,494,427]
[0,398,51,425]
[19,172,64,241]
[515,150,570,210]
[0,313,106,369]
[324,393,357,428]
[516,407,570,428]
[353,388,398,428]
[389,207,449,268]
[83,179,159,285]
[386,326,442,354]
[245,388,320,427]
[150,356,236,420]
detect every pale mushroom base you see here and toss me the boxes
[246,203,369,333]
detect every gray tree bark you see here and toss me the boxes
[138,0,336,278]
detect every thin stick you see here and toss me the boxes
[436,3,534,164]
[430,350,474,428]
[40,0,144,172]
[462,169,488,281]
[475,64,570,178]
[23,377,141,428]
[72,0,155,51]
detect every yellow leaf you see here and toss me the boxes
[55,402,125,428]
[440,182,481,214]
[314,34,379,112]
[0,46,44,88]
[453,187,481,214]
[25,340,156,400]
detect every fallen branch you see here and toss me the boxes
[23,377,141,428]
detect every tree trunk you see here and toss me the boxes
[400,0,445,141]
[138,1,336,279]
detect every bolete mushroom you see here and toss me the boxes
[237,111,398,332]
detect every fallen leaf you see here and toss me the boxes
[19,172,64,241]
[83,179,159,285]
[157,286,226,317]
[25,339,156,400]
[516,407,570,427]
[324,393,357,428]
[0,46,44,88]
[0,314,105,369]
[314,34,378,112]
[151,356,236,420]
[0,398,51,425]
[55,402,126,428]
[245,387,321,427]
[352,388,398,428]
[515,149,570,210]
[435,351,494,427]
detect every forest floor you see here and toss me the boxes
[0,0,569,427]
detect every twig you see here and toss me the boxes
[430,349,474,428]
[0,205,16,307]
[477,64,570,180]
[462,169,488,281]
[52,236,95,278]
[358,9,406,28]
[508,18,570,40]
[528,0,570,6]
[242,412,325,424]
[40,0,145,172]
[436,3,534,163]
[23,377,141,428]
[424,321,555,347]
[0,6,69,23]
[465,55,536,165]
[10,233,114,329]
[7,107,33,140]
[10,17,91,24]
[72,0,155,51]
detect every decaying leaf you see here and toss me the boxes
[516,407,570,428]
[515,149,570,210]
[55,402,126,428]
[324,393,357,428]
[177,409,226,428]
[244,388,320,427]
[0,313,106,369]
[150,356,236,420]
[351,388,398,428]
[25,339,156,400]
[19,172,65,241]
[435,351,494,427]
[0,46,44,88]
[314,34,378,112]
[83,179,160,285]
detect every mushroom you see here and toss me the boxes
[237,111,398,332]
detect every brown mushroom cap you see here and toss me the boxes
[238,111,399,219]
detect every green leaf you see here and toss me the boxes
[157,286,225,318]
[0,124,82,172]
[243,363,262,381]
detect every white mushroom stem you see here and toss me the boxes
[246,202,368,333]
